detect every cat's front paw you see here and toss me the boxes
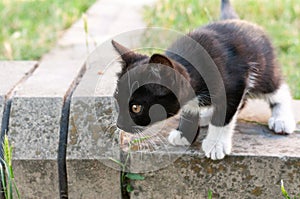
[268,115,295,134]
[168,129,190,146]
[202,138,232,160]
[201,123,234,160]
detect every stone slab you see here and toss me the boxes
[129,121,300,198]
[0,61,37,95]
[67,97,120,162]
[67,160,121,199]
[9,97,63,159]
[9,60,85,160]
[13,160,59,199]
[7,61,85,198]
[130,155,300,199]
[0,61,37,130]
[126,119,300,170]
[14,61,84,97]
[65,0,155,194]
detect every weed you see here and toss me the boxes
[281,180,300,199]
[0,134,20,199]
[109,136,150,193]
[208,189,213,199]
[82,13,97,54]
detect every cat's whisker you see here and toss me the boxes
[155,134,174,160]
[146,129,170,151]
[141,132,154,152]
[97,114,111,121]
[135,131,153,160]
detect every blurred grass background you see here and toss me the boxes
[144,0,300,99]
[0,0,96,60]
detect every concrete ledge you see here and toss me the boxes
[68,97,119,159]
[9,97,63,159]
[13,160,59,198]
[129,122,300,198]
[0,61,37,132]
[131,155,300,198]
[67,160,121,199]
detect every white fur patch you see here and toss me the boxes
[266,84,296,134]
[202,116,236,160]
[168,129,190,146]
[199,106,213,127]
[247,72,258,88]
[182,98,199,115]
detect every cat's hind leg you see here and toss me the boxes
[266,83,295,134]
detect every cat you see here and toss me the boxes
[112,0,296,160]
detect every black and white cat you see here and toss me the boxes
[112,0,296,160]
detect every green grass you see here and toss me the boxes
[281,180,300,199]
[0,134,20,199]
[0,0,96,60]
[144,0,300,99]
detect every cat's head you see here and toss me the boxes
[112,40,192,133]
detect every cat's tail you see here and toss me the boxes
[220,0,239,20]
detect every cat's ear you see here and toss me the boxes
[112,40,130,56]
[150,53,190,82]
[112,40,146,66]
[149,54,174,68]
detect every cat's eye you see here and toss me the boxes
[131,104,142,113]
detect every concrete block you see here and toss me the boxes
[67,54,122,198]
[129,121,300,198]
[68,97,120,161]
[67,160,121,199]
[0,61,37,130]
[9,60,84,159]
[13,160,59,199]
[9,97,63,159]
[8,60,84,197]
[131,155,300,199]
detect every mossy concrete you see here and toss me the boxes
[130,155,300,199]
[67,160,121,199]
[130,122,300,198]
[13,160,59,198]
[67,97,120,164]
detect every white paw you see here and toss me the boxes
[202,138,231,160]
[168,129,190,146]
[202,123,234,160]
[266,84,296,134]
[268,116,295,134]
